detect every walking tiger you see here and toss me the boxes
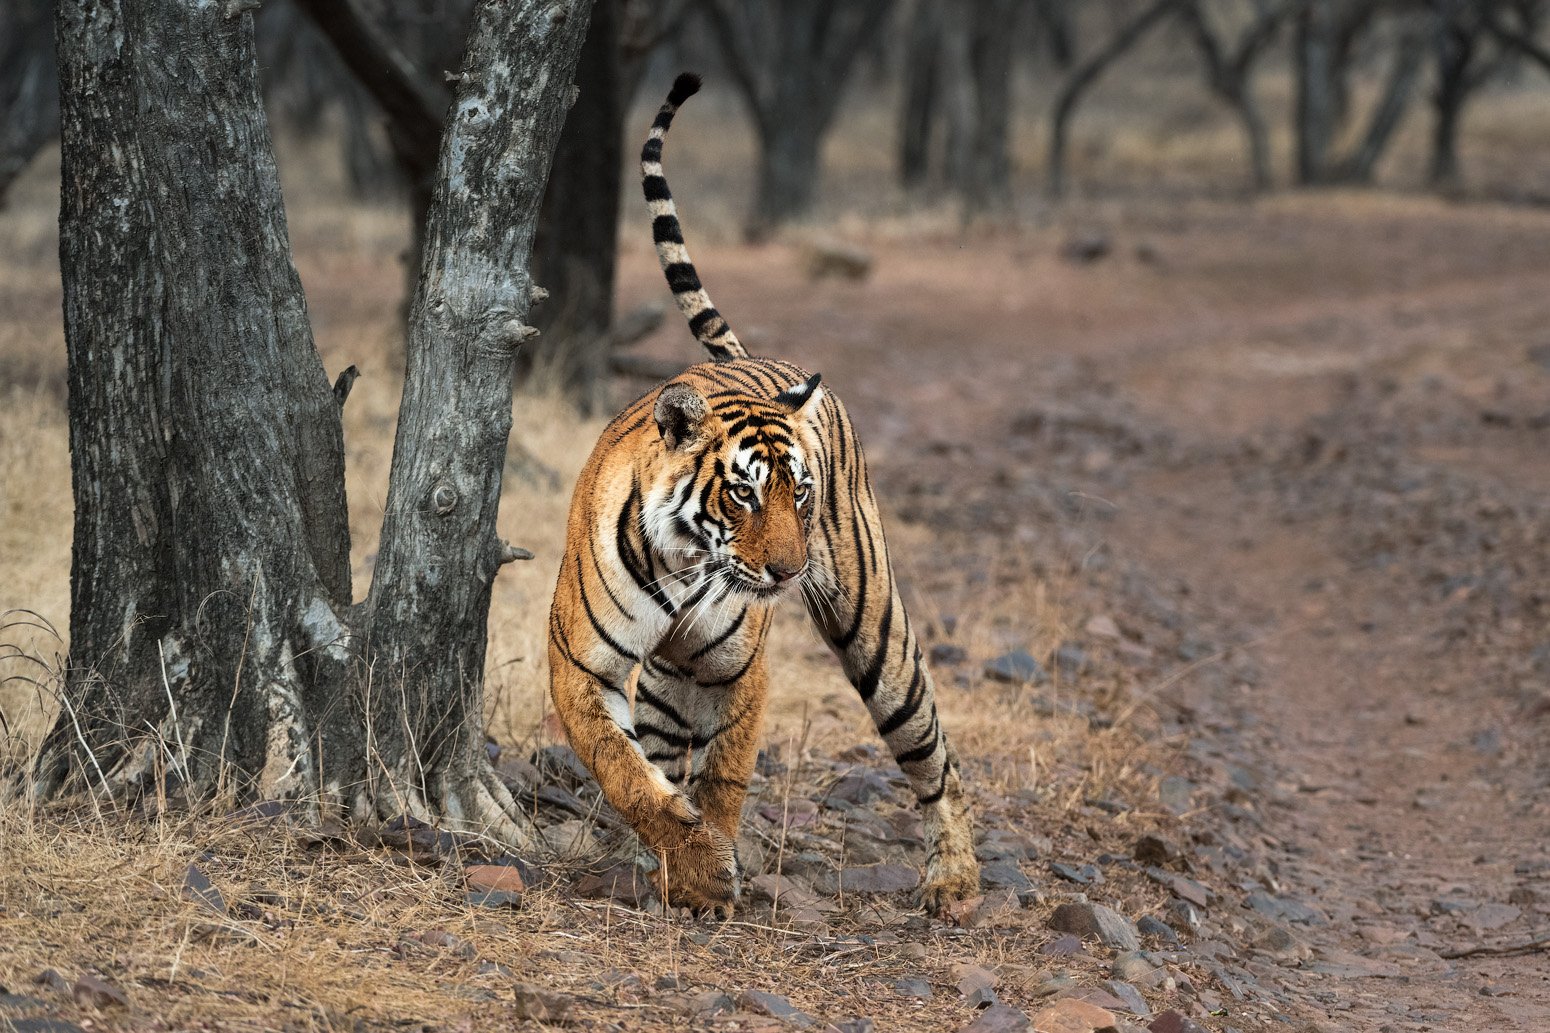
[547,74,978,915]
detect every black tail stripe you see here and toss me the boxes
[642,136,664,162]
[644,175,670,201]
[687,307,722,336]
[652,214,682,243]
[665,262,701,293]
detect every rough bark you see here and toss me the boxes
[1294,0,1338,184]
[40,0,356,804]
[1329,15,1427,183]
[701,0,894,235]
[1047,0,1179,198]
[0,0,59,207]
[526,0,624,412]
[37,0,594,843]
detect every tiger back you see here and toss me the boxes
[546,74,978,916]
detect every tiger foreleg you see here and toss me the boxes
[547,621,737,913]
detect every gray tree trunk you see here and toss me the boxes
[1294,0,1338,184]
[702,0,894,235]
[899,0,944,192]
[1048,0,1178,198]
[526,0,624,412]
[37,0,593,843]
[0,0,59,207]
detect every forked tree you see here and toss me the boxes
[30,0,593,841]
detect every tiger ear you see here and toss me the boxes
[654,382,716,451]
[774,372,823,414]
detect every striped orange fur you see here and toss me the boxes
[547,74,978,916]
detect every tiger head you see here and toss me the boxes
[648,372,824,598]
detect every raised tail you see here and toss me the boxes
[641,73,748,362]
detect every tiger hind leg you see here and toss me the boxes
[804,500,979,914]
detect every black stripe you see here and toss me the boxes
[894,734,940,766]
[855,603,894,702]
[549,618,626,698]
[636,680,692,729]
[918,768,950,806]
[643,175,670,202]
[877,664,925,737]
[587,535,633,620]
[700,647,759,688]
[687,307,723,337]
[636,723,692,749]
[576,556,636,662]
[652,109,674,129]
[689,607,747,660]
[642,136,664,163]
[665,261,701,294]
[652,213,682,243]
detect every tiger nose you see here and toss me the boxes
[766,564,802,584]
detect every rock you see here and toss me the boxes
[1145,868,1209,908]
[759,798,819,828]
[182,863,226,916]
[1110,952,1157,984]
[1050,862,1103,886]
[779,906,832,934]
[944,894,989,929]
[1131,836,1179,867]
[1030,974,1077,998]
[894,977,933,999]
[1101,981,1151,1016]
[815,863,920,896]
[511,983,574,1023]
[1251,923,1305,959]
[1163,899,1202,933]
[544,819,598,860]
[1048,902,1141,951]
[931,643,969,666]
[466,889,522,910]
[31,971,71,994]
[466,863,526,895]
[1148,1010,1207,1033]
[833,1020,876,1033]
[1054,642,1089,677]
[750,873,826,911]
[739,989,816,1027]
[1136,916,1178,944]
[71,974,127,1010]
[1061,232,1112,265]
[826,770,894,806]
[575,862,654,907]
[803,237,874,281]
[948,955,998,998]
[1029,997,1117,1033]
[1464,903,1522,931]
[380,814,460,857]
[417,929,477,959]
[982,861,1036,896]
[959,1003,1032,1033]
[1084,614,1121,639]
[1040,934,1084,957]
[654,974,686,991]
[984,650,1048,685]
[1244,892,1327,926]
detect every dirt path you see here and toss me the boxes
[621,195,1550,1029]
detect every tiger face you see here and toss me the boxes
[648,373,823,599]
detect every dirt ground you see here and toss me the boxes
[5,112,1550,1031]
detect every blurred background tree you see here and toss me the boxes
[4,0,1549,404]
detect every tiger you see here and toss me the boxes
[546,73,978,917]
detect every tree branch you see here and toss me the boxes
[1484,8,1550,74]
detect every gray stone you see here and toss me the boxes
[1054,642,1090,676]
[984,650,1048,685]
[1164,899,1203,933]
[815,863,920,896]
[1158,777,1194,815]
[1110,951,1157,983]
[894,977,933,999]
[1244,892,1327,926]
[738,989,815,1028]
[930,643,968,666]
[958,1003,1031,1033]
[1050,862,1103,886]
[1048,902,1140,951]
[981,861,1036,897]
[1136,916,1179,943]
[1102,980,1151,1017]
[1148,1010,1208,1033]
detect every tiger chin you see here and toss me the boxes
[546,73,979,918]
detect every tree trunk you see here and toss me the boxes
[752,112,826,235]
[37,0,594,841]
[1330,16,1426,184]
[0,0,59,207]
[526,0,623,412]
[1428,1,1477,190]
[899,0,943,191]
[965,0,1017,214]
[1048,0,1177,198]
[1294,0,1337,184]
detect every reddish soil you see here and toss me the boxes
[617,193,1550,1030]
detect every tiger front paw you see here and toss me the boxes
[652,823,739,918]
